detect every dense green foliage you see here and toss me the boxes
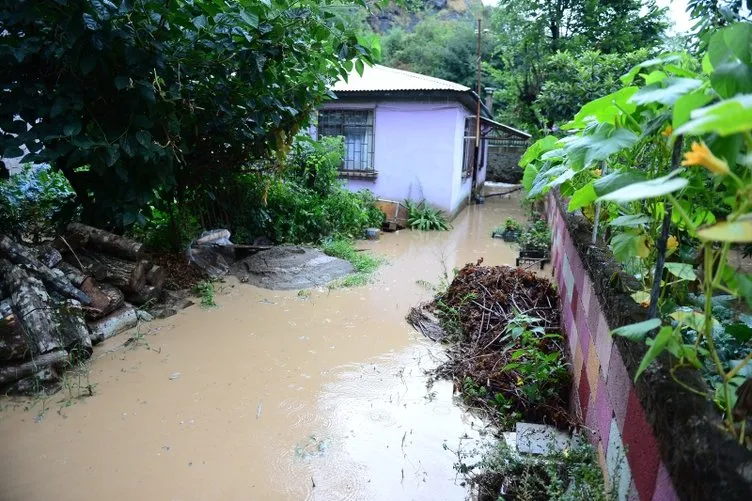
[0,164,78,242]
[134,136,385,248]
[521,21,752,441]
[0,0,379,228]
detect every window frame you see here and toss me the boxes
[317,108,376,179]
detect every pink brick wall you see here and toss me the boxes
[546,194,679,501]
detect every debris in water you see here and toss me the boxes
[168,372,181,380]
[409,262,571,428]
[256,400,262,419]
[311,476,316,488]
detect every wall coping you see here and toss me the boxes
[549,189,752,499]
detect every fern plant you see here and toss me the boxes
[404,200,450,231]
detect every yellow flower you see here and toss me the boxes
[593,168,602,177]
[667,235,678,251]
[661,125,673,137]
[516,376,524,386]
[681,141,730,176]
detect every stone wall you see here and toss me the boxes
[486,144,524,183]
[546,190,752,501]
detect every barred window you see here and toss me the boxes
[462,117,477,179]
[318,110,375,173]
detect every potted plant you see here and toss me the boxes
[492,218,523,242]
[518,219,551,261]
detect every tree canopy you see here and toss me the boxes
[0,0,378,227]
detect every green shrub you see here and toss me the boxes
[0,164,78,242]
[405,200,450,231]
[519,219,552,252]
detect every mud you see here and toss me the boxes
[0,194,532,501]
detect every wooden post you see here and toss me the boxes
[471,17,482,202]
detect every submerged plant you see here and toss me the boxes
[404,200,450,231]
[192,280,216,308]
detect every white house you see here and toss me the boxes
[316,64,530,217]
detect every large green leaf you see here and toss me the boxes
[568,182,597,211]
[522,164,539,192]
[696,218,752,242]
[564,124,639,169]
[712,61,752,98]
[520,136,559,167]
[635,326,674,380]
[593,171,646,197]
[611,318,661,342]
[629,78,703,106]
[676,95,752,137]
[621,55,682,85]
[564,87,639,130]
[609,215,651,227]
[673,90,714,128]
[598,173,688,203]
[664,262,696,281]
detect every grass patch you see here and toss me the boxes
[192,280,216,307]
[321,238,383,288]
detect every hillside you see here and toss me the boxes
[367,0,482,33]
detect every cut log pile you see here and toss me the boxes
[0,224,168,392]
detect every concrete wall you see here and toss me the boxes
[487,144,524,183]
[319,99,484,217]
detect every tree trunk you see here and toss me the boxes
[33,245,63,269]
[64,252,108,282]
[0,298,28,362]
[88,304,138,344]
[146,265,166,290]
[56,261,89,288]
[127,285,160,306]
[0,259,60,356]
[0,350,68,386]
[80,278,124,319]
[53,300,93,359]
[66,223,145,261]
[0,235,91,305]
[83,252,150,294]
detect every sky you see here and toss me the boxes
[480,0,694,34]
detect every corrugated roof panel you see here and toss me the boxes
[332,64,470,93]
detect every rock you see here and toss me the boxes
[515,423,570,455]
[231,246,354,290]
[150,290,195,319]
[187,229,235,279]
[136,310,153,322]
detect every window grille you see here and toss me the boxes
[318,110,375,174]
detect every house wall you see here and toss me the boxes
[319,100,474,216]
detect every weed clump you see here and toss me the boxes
[321,238,384,288]
[192,280,216,307]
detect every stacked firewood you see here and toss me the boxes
[0,223,165,392]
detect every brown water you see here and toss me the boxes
[0,195,527,501]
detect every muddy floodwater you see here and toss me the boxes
[0,194,530,501]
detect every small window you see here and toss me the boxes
[462,117,477,179]
[318,110,375,174]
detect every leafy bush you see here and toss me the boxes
[0,164,78,242]
[504,218,523,232]
[132,136,385,249]
[519,219,552,253]
[405,200,450,231]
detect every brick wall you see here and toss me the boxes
[546,193,679,501]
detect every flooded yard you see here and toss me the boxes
[0,195,527,501]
